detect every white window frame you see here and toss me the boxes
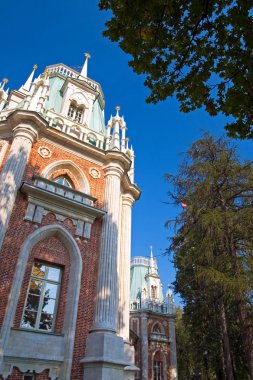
[153,360,162,380]
[67,102,84,124]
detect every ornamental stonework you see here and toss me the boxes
[38,146,52,159]
[89,167,101,179]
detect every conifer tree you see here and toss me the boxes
[167,134,253,379]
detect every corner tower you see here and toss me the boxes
[0,56,140,380]
[130,249,178,380]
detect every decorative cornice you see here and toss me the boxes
[7,109,48,133]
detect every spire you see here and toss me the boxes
[80,52,90,78]
[166,284,173,298]
[20,65,37,92]
[149,245,156,274]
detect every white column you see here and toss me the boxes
[169,317,178,380]
[93,165,123,331]
[118,193,134,341]
[82,164,128,380]
[0,124,37,249]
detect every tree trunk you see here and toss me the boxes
[217,297,234,380]
[237,301,253,379]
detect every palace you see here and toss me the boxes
[0,56,177,380]
[130,249,177,380]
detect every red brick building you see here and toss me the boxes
[0,59,140,380]
[130,250,178,380]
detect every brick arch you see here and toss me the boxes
[41,159,90,194]
[0,224,82,380]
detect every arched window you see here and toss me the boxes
[67,101,84,123]
[87,133,97,146]
[151,285,157,299]
[54,176,73,188]
[153,351,163,380]
[21,262,61,331]
[153,323,161,333]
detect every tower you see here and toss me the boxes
[0,56,140,380]
[130,248,178,380]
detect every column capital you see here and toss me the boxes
[104,164,124,179]
[12,124,38,145]
[122,193,135,207]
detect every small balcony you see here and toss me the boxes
[21,175,106,239]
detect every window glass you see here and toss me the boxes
[87,134,97,146]
[54,176,72,188]
[154,361,162,380]
[21,262,61,332]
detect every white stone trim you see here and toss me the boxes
[41,159,90,194]
[0,224,82,380]
[38,145,52,159]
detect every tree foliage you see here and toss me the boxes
[167,134,253,379]
[99,0,253,139]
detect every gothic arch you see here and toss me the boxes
[0,224,82,380]
[152,350,167,380]
[42,159,90,193]
[152,321,165,334]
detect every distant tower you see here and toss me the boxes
[0,57,140,380]
[130,248,178,380]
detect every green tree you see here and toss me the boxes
[99,0,253,138]
[167,134,253,379]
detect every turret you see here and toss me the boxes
[0,79,9,112]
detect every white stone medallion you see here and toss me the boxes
[38,146,52,158]
[89,167,100,179]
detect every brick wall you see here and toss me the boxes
[0,139,105,380]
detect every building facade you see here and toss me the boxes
[130,249,177,380]
[0,57,140,380]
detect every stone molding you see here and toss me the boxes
[0,224,82,380]
[20,179,105,239]
[41,159,91,194]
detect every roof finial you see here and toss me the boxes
[80,52,91,78]
[0,78,8,90]
[115,105,120,119]
[44,68,49,79]
[150,245,153,258]
[21,65,37,92]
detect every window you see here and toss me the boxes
[151,285,157,299]
[153,324,161,333]
[87,133,97,146]
[54,175,72,188]
[154,361,162,380]
[67,102,84,123]
[23,373,35,380]
[21,262,61,331]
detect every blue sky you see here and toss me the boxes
[1,1,252,305]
